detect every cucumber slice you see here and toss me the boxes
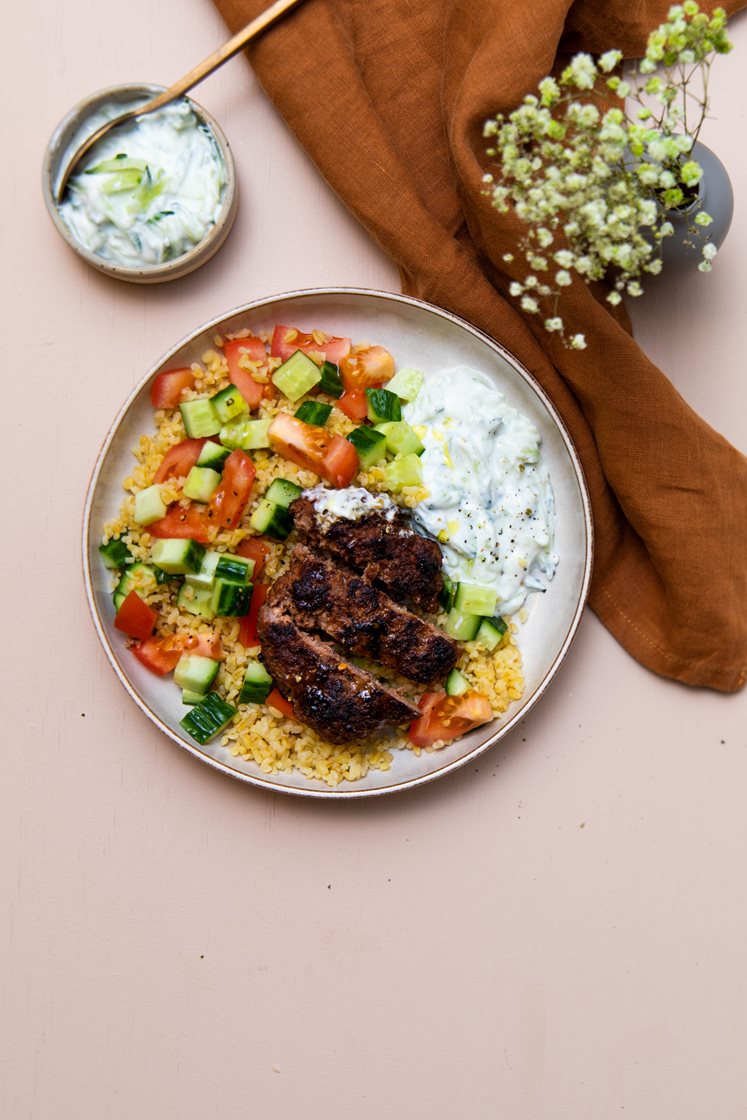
[444,608,482,641]
[85,155,147,174]
[174,654,220,694]
[249,499,292,541]
[176,582,216,620]
[101,168,144,194]
[99,537,132,570]
[185,550,221,590]
[366,388,402,423]
[454,582,498,617]
[196,440,231,471]
[180,398,221,439]
[181,689,208,706]
[180,693,237,745]
[214,554,253,585]
[265,478,303,510]
[134,484,167,526]
[113,563,157,610]
[239,661,273,704]
[318,360,344,398]
[438,572,456,612]
[219,416,271,451]
[151,538,206,575]
[374,420,425,457]
[272,350,322,402]
[183,466,221,503]
[476,618,508,651]
[210,385,248,423]
[445,668,470,696]
[294,400,332,426]
[210,579,253,617]
[382,454,423,491]
[347,426,387,469]
[386,366,424,401]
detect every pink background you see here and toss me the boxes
[3,3,747,1117]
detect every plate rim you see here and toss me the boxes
[82,285,594,800]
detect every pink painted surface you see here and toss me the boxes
[3,3,747,1117]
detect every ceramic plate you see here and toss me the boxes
[83,288,593,798]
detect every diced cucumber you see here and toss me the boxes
[151,538,206,575]
[210,578,253,617]
[134,484,167,526]
[101,168,144,194]
[152,565,174,585]
[219,416,271,451]
[249,499,292,541]
[272,350,322,402]
[454,582,498,617]
[180,398,221,439]
[196,440,231,471]
[445,668,470,696]
[265,478,303,510]
[386,366,424,401]
[86,155,147,174]
[214,554,253,585]
[476,617,508,651]
[176,582,216,620]
[180,692,237,745]
[374,420,425,457]
[294,400,332,426]
[183,465,221,503]
[439,572,457,612]
[347,426,387,469]
[174,653,220,695]
[185,550,221,590]
[210,385,248,423]
[444,607,482,642]
[366,387,402,423]
[181,689,207,706]
[113,563,157,610]
[318,360,344,398]
[99,537,132,570]
[239,661,273,704]
[382,453,423,491]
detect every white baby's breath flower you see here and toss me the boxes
[702,242,717,260]
[606,290,623,306]
[698,259,713,273]
[694,211,713,227]
[544,317,563,332]
[553,249,574,268]
[598,49,623,72]
[520,295,539,313]
[570,334,587,350]
[555,270,572,287]
[509,281,524,297]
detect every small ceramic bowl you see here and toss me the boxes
[42,83,239,284]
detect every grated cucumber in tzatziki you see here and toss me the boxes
[404,366,558,617]
[58,99,227,268]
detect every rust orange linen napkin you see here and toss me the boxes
[213,0,747,691]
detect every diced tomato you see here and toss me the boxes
[270,324,352,365]
[236,537,272,579]
[114,591,158,641]
[153,438,206,483]
[185,632,225,660]
[224,337,269,411]
[268,414,358,489]
[336,387,368,423]
[150,368,196,409]
[408,690,493,748]
[266,687,297,720]
[149,505,212,545]
[238,581,268,647]
[204,449,256,530]
[340,345,395,390]
[131,631,224,676]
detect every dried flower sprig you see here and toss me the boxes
[483,3,732,347]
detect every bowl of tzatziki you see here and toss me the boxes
[43,84,238,283]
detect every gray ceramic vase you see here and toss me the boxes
[657,140,733,271]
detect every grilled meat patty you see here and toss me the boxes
[290,496,444,613]
[276,545,457,684]
[258,596,420,744]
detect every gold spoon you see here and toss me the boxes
[55,0,305,202]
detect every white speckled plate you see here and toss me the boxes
[83,288,593,798]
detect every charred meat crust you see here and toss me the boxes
[278,545,458,684]
[290,496,444,613]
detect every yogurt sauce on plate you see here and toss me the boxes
[58,99,227,268]
[404,366,558,616]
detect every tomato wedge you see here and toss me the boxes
[204,449,256,530]
[238,581,268,647]
[336,387,368,423]
[150,368,195,409]
[236,537,272,579]
[268,414,358,488]
[266,687,297,721]
[224,337,269,411]
[340,345,395,390]
[149,505,212,545]
[153,438,206,483]
[132,631,224,676]
[114,591,157,641]
[408,690,493,748]
[271,324,351,365]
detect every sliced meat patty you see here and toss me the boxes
[258,598,420,744]
[290,495,444,613]
[276,545,457,684]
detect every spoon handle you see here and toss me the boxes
[56,0,305,201]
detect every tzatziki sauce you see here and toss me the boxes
[58,99,227,268]
[404,366,558,616]
[307,484,397,531]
